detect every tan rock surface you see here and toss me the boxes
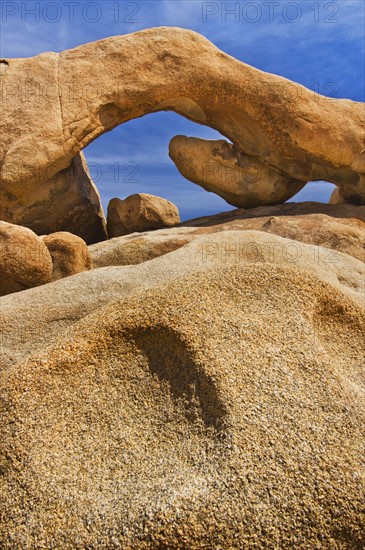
[0,221,53,296]
[185,202,365,262]
[169,136,306,208]
[0,52,107,243]
[1,28,364,241]
[107,194,180,237]
[91,202,365,266]
[329,187,341,204]
[90,232,191,268]
[1,231,364,370]
[42,232,93,281]
[1,261,364,548]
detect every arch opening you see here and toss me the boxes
[83,111,235,222]
[84,109,340,223]
[287,181,337,204]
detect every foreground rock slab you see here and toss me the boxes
[184,201,365,262]
[1,231,364,370]
[90,202,365,267]
[90,232,192,268]
[1,260,364,547]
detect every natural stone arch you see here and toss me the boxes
[1,27,364,242]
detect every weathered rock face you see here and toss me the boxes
[90,233,191,268]
[0,221,53,296]
[0,221,93,296]
[169,136,306,208]
[42,232,93,281]
[0,150,107,245]
[330,187,341,204]
[1,257,364,547]
[0,49,107,243]
[91,202,365,267]
[183,202,365,263]
[107,194,180,237]
[1,231,364,370]
[0,28,363,241]
[30,152,106,245]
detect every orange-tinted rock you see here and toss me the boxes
[107,194,180,237]
[42,232,93,280]
[0,221,53,296]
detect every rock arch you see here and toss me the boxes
[1,27,363,242]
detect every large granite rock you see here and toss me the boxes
[0,49,106,244]
[1,29,363,242]
[1,231,364,370]
[0,221,53,296]
[42,232,93,280]
[0,247,364,547]
[169,136,306,208]
[107,194,180,237]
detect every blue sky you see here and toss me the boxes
[1,0,364,220]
